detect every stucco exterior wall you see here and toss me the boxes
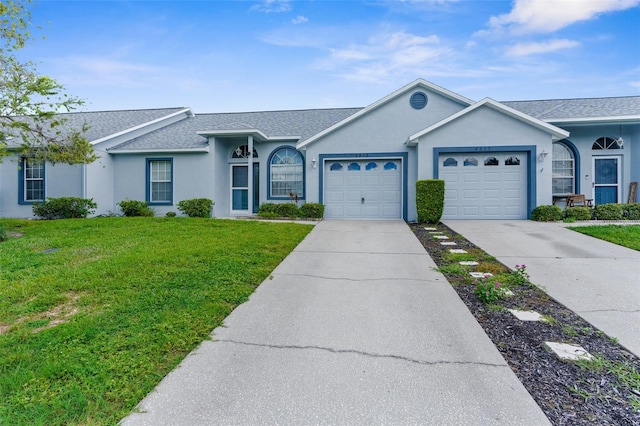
[0,154,83,218]
[415,106,554,212]
[301,88,468,221]
[112,152,214,217]
[557,123,636,203]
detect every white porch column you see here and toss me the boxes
[247,135,254,215]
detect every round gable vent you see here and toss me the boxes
[410,91,428,110]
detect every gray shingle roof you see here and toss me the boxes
[109,108,363,151]
[4,108,187,147]
[502,96,640,121]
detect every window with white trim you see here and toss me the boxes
[269,147,303,198]
[21,158,45,203]
[552,143,574,195]
[147,159,173,203]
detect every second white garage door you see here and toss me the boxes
[439,152,528,219]
[324,159,402,219]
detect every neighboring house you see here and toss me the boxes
[1,79,638,220]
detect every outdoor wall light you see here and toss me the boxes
[311,158,317,169]
[538,150,548,162]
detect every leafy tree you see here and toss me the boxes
[0,0,96,164]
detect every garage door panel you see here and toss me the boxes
[324,159,402,219]
[441,152,528,220]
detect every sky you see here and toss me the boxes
[16,0,640,113]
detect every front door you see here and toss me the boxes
[230,163,259,215]
[593,156,620,205]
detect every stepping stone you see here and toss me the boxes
[440,242,457,246]
[509,309,548,322]
[433,235,449,239]
[544,342,593,361]
[449,249,467,254]
[470,272,493,278]
[459,261,479,266]
[423,227,437,231]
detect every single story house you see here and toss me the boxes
[1,79,639,220]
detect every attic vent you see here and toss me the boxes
[410,92,428,110]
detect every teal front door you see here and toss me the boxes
[593,156,620,205]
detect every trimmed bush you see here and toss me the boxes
[623,203,640,220]
[531,205,562,222]
[118,200,155,217]
[165,211,177,218]
[416,179,444,224]
[276,203,300,218]
[177,198,214,218]
[564,206,592,221]
[300,203,324,219]
[258,203,280,218]
[593,203,623,220]
[32,197,97,219]
[0,222,6,242]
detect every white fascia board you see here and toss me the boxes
[197,129,300,142]
[108,147,209,154]
[407,98,569,145]
[297,79,475,150]
[91,108,194,146]
[546,115,640,125]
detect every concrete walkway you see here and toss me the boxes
[122,220,549,425]
[444,220,640,358]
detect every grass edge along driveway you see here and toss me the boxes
[569,224,640,251]
[0,218,312,425]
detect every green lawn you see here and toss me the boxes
[569,224,640,251]
[0,218,312,425]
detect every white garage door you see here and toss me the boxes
[324,159,402,219]
[439,152,528,219]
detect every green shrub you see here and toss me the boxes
[117,199,155,217]
[416,179,444,224]
[32,197,97,219]
[593,203,623,220]
[258,203,280,218]
[623,203,640,220]
[531,205,562,221]
[277,203,300,218]
[564,206,592,221]
[300,203,324,219]
[0,222,6,242]
[177,198,214,218]
[165,211,177,218]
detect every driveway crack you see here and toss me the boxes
[274,273,438,283]
[216,339,506,368]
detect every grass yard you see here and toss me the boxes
[0,217,312,425]
[569,224,640,251]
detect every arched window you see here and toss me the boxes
[348,162,361,171]
[231,145,258,158]
[592,137,621,150]
[330,163,343,171]
[464,157,478,166]
[553,142,575,195]
[365,162,378,171]
[384,162,398,171]
[269,147,303,198]
[443,157,458,167]
[484,157,499,166]
[505,156,520,166]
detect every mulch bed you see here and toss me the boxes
[410,222,640,425]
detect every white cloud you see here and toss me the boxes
[292,15,308,24]
[487,0,640,34]
[250,0,292,13]
[505,38,580,56]
[316,31,452,83]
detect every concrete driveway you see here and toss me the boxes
[444,220,640,357]
[122,220,548,425]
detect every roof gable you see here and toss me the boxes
[407,98,570,145]
[296,79,474,150]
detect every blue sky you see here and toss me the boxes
[19,0,640,112]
